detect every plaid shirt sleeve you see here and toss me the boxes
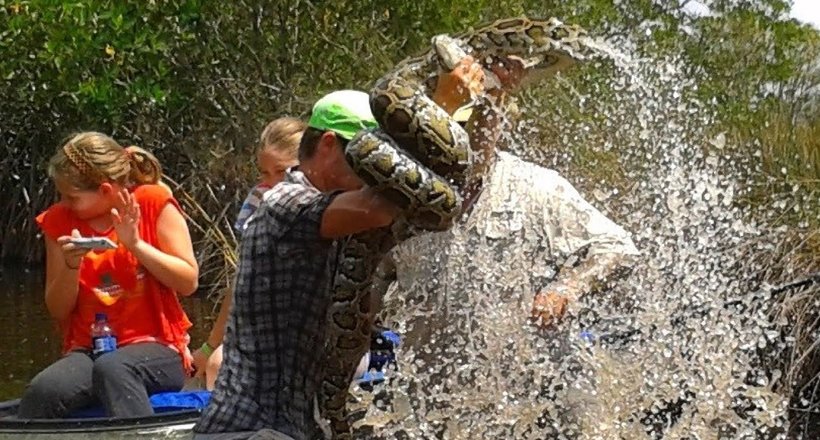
[261,181,339,240]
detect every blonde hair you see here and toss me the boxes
[48,132,162,191]
[258,117,306,157]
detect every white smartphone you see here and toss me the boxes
[69,237,118,250]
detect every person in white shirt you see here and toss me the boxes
[372,56,641,438]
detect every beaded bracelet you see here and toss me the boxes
[200,341,214,357]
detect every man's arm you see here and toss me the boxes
[530,176,640,328]
[463,56,525,130]
[460,56,527,202]
[317,57,517,240]
[531,253,637,328]
[547,253,637,301]
[265,180,399,240]
[319,188,401,239]
[432,56,486,114]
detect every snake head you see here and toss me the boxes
[431,34,507,93]
[432,34,469,71]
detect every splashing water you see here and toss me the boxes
[351,37,800,440]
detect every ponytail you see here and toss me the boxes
[124,146,162,185]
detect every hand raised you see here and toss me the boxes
[111,189,141,249]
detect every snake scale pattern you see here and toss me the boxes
[319,16,594,439]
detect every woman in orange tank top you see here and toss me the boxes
[18,132,199,419]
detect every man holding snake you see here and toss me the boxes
[192,56,486,440]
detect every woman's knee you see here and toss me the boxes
[19,356,93,418]
[19,372,59,415]
[91,352,134,384]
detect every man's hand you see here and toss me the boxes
[530,291,570,329]
[432,56,486,114]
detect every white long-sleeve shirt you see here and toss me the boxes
[376,151,639,438]
[386,150,638,317]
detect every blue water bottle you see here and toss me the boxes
[91,313,117,357]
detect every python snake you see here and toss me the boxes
[319,16,594,439]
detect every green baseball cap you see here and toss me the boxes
[307,90,378,140]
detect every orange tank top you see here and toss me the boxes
[36,184,194,372]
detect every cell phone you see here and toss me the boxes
[69,237,118,250]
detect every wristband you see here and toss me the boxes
[200,341,214,357]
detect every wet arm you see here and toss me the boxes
[462,56,525,181]
[431,56,485,114]
[130,203,199,295]
[320,188,400,239]
[534,171,641,308]
[550,253,638,300]
[464,97,504,174]
[206,289,233,349]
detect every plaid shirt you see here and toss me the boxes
[195,170,339,440]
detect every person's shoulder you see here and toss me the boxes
[131,184,181,218]
[36,203,74,238]
[240,182,272,207]
[37,202,71,220]
[497,151,557,175]
[496,151,572,192]
[241,181,328,239]
[249,182,272,196]
[259,173,329,226]
[132,183,173,201]
[263,179,320,206]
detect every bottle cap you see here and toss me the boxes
[95,313,107,321]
